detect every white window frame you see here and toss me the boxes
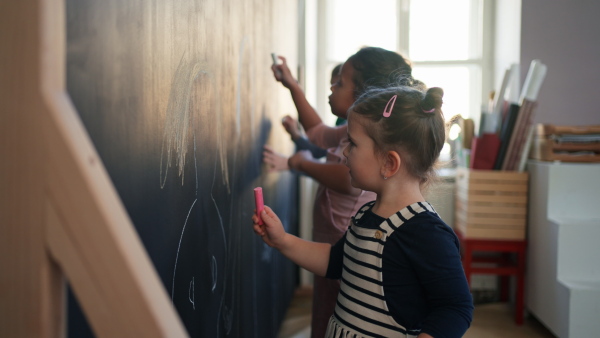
[401,0,494,130]
[310,0,494,129]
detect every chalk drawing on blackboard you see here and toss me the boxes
[165,36,259,334]
[209,157,229,336]
[193,133,198,193]
[159,52,207,189]
[211,255,218,292]
[235,36,257,139]
[159,50,232,335]
[171,198,197,302]
[189,277,195,310]
[235,38,245,136]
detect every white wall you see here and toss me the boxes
[493,0,521,102]
[521,0,600,125]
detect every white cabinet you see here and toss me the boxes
[526,161,600,338]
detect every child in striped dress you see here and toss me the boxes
[266,47,422,338]
[253,85,473,337]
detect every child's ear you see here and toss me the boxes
[381,150,401,178]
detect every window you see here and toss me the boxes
[317,0,492,127]
[327,0,398,63]
[407,0,491,126]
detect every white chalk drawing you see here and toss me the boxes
[162,50,231,335]
[189,277,195,310]
[210,157,228,336]
[165,35,257,335]
[211,255,218,292]
[171,198,197,302]
[193,132,198,193]
[235,36,256,139]
[160,52,206,189]
[235,38,245,136]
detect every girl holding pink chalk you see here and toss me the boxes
[267,47,421,338]
[253,86,473,338]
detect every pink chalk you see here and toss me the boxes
[254,187,264,225]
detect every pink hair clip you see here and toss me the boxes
[383,95,397,117]
[421,107,435,113]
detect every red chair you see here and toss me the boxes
[456,229,527,325]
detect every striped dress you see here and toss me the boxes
[325,201,439,338]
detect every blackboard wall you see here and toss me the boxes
[65,0,300,336]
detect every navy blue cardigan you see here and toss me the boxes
[326,204,473,338]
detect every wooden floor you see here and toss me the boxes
[278,287,557,338]
[278,287,313,338]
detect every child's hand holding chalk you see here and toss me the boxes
[271,53,296,89]
[252,187,287,248]
[271,53,282,78]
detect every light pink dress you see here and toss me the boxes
[305,123,376,338]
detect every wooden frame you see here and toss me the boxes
[0,1,188,336]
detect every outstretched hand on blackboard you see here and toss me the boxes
[263,145,289,172]
[281,115,302,141]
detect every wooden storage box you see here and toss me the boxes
[454,168,529,240]
[531,124,600,162]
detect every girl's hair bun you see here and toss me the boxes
[421,87,444,113]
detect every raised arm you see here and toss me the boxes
[252,206,330,276]
[272,56,322,131]
[281,115,327,158]
[289,151,362,196]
